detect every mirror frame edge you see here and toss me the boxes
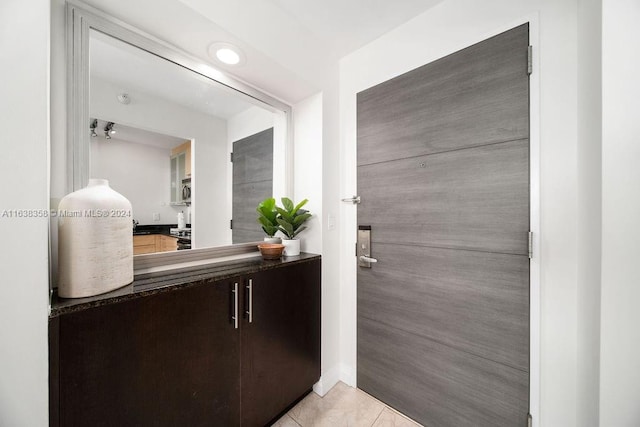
[65,0,294,266]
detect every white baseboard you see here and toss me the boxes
[312,365,341,396]
[339,363,356,387]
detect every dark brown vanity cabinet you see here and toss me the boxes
[50,279,241,427]
[241,260,321,426]
[49,258,321,427]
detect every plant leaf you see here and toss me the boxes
[293,199,308,213]
[277,226,292,239]
[276,218,293,236]
[281,197,294,212]
[275,207,292,222]
[257,216,273,228]
[256,197,277,222]
[293,213,311,226]
[292,225,306,238]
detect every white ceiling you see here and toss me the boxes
[266,0,445,59]
[81,0,444,103]
[90,30,257,119]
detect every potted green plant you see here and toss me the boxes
[256,197,281,243]
[275,197,312,256]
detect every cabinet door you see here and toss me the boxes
[133,234,158,255]
[170,152,186,204]
[57,280,241,426]
[241,260,321,426]
[159,235,178,252]
[171,140,191,177]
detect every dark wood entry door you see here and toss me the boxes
[357,24,530,426]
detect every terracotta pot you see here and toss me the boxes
[257,243,285,260]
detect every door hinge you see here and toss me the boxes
[527,412,533,427]
[230,152,234,162]
[230,219,233,229]
[527,45,533,75]
[528,231,533,259]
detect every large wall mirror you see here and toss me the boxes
[67,2,292,262]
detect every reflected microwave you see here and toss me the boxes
[181,177,191,204]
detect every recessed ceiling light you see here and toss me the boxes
[208,42,245,66]
[216,48,240,65]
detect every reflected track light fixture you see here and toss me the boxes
[90,118,98,137]
[104,122,116,140]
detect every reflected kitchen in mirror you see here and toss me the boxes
[87,28,284,255]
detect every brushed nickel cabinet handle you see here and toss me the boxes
[231,282,239,329]
[245,279,253,323]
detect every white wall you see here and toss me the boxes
[0,0,50,425]
[576,0,602,425]
[319,65,343,393]
[600,1,640,425]
[338,0,580,425]
[291,92,336,397]
[88,77,228,248]
[227,106,275,143]
[293,94,323,255]
[91,138,180,225]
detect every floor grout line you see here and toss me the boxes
[370,405,386,427]
[385,404,424,426]
[274,381,423,427]
[288,413,302,427]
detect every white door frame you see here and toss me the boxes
[338,14,541,425]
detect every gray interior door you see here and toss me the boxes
[357,24,530,426]
[232,127,273,243]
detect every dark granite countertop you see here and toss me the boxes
[50,252,320,318]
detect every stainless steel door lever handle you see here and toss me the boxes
[359,255,378,264]
[341,195,361,204]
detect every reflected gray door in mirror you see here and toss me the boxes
[232,128,274,244]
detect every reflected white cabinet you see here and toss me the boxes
[170,140,191,206]
[170,152,186,205]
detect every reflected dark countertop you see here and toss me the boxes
[133,224,191,237]
[49,252,320,318]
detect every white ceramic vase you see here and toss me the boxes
[58,179,134,298]
[281,238,300,257]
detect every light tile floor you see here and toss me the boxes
[272,382,423,427]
